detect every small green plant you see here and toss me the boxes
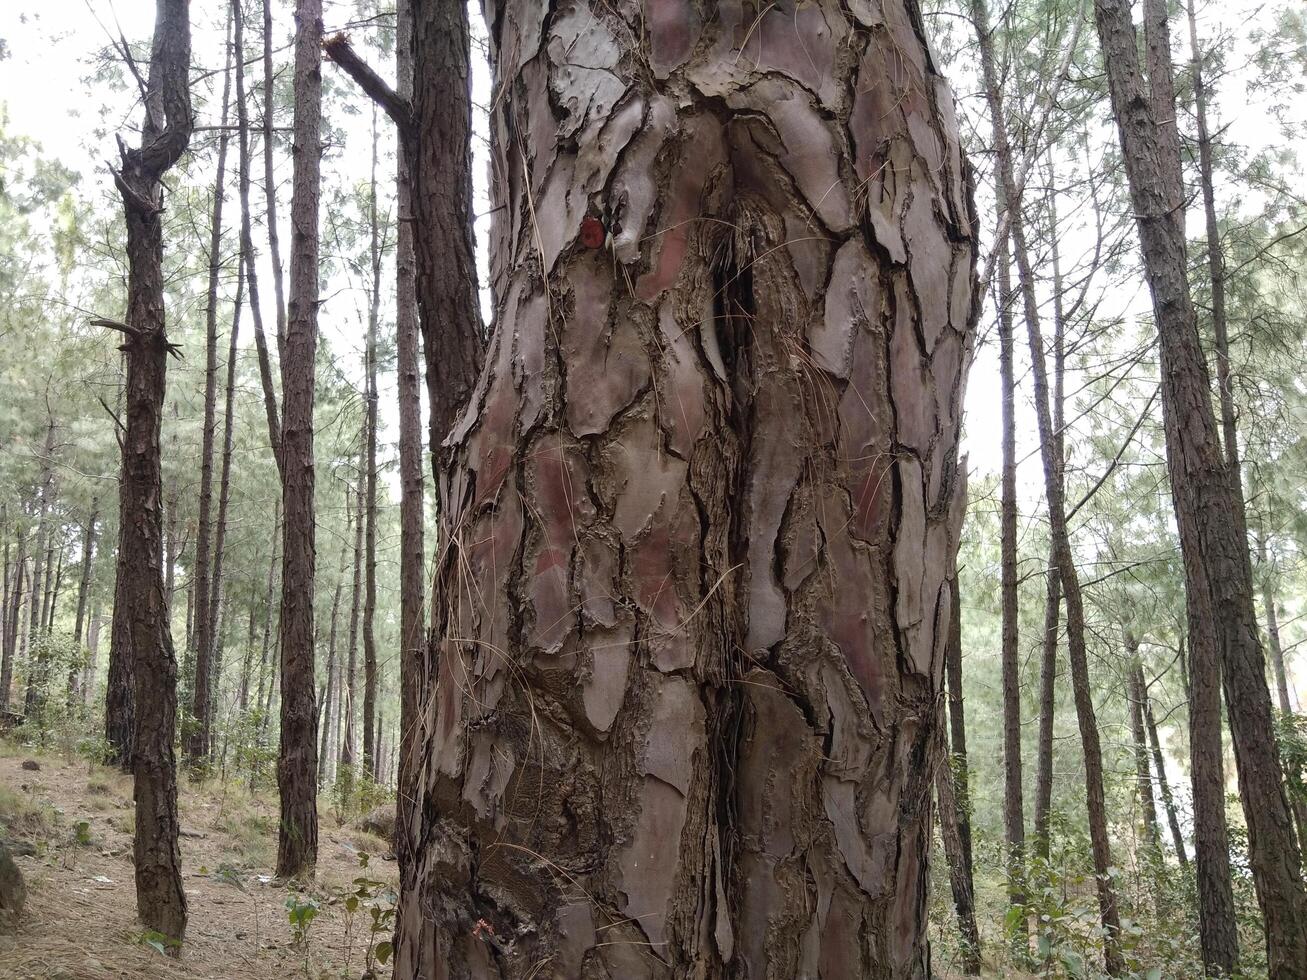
[339,851,397,977]
[72,819,92,846]
[285,893,320,977]
[136,928,182,956]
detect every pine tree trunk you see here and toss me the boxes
[393,0,426,873]
[104,0,192,943]
[342,468,363,773]
[320,579,341,787]
[104,482,133,768]
[275,0,323,880]
[23,419,55,717]
[1096,2,1307,972]
[942,468,980,974]
[189,26,234,766]
[262,0,287,362]
[1139,664,1189,866]
[233,0,283,472]
[254,500,280,721]
[207,261,244,739]
[395,2,977,974]
[68,504,98,703]
[1125,635,1161,853]
[1034,170,1066,865]
[996,238,1028,937]
[0,529,25,714]
[362,116,381,780]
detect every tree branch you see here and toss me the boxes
[90,316,142,339]
[322,33,413,136]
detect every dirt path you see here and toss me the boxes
[0,747,397,980]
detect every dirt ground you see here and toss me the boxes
[0,745,397,980]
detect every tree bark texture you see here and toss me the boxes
[1096,2,1307,973]
[394,0,427,876]
[363,118,381,780]
[396,3,977,977]
[107,0,193,944]
[275,0,322,880]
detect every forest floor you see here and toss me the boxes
[0,741,396,980]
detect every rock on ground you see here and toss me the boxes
[0,840,26,917]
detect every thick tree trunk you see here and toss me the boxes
[1095,2,1307,973]
[395,2,977,976]
[275,0,323,881]
[362,117,380,780]
[189,28,235,766]
[104,0,192,944]
[1139,664,1189,867]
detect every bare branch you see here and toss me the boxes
[322,33,413,135]
[90,316,142,339]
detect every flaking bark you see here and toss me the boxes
[396,2,977,976]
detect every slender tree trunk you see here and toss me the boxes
[1034,168,1067,865]
[1139,664,1189,867]
[274,0,323,881]
[207,264,244,745]
[262,0,287,361]
[1125,635,1161,853]
[239,602,257,712]
[942,469,980,975]
[319,579,341,787]
[341,473,363,772]
[395,2,977,974]
[393,0,426,872]
[234,0,283,472]
[189,25,235,766]
[972,2,1123,969]
[362,114,380,780]
[995,237,1028,940]
[43,532,64,633]
[255,500,280,723]
[1096,2,1307,972]
[1185,0,1238,478]
[1,530,25,714]
[1259,538,1293,715]
[23,419,55,717]
[68,504,98,702]
[83,601,102,704]
[103,0,192,943]
[105,475,133,767]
